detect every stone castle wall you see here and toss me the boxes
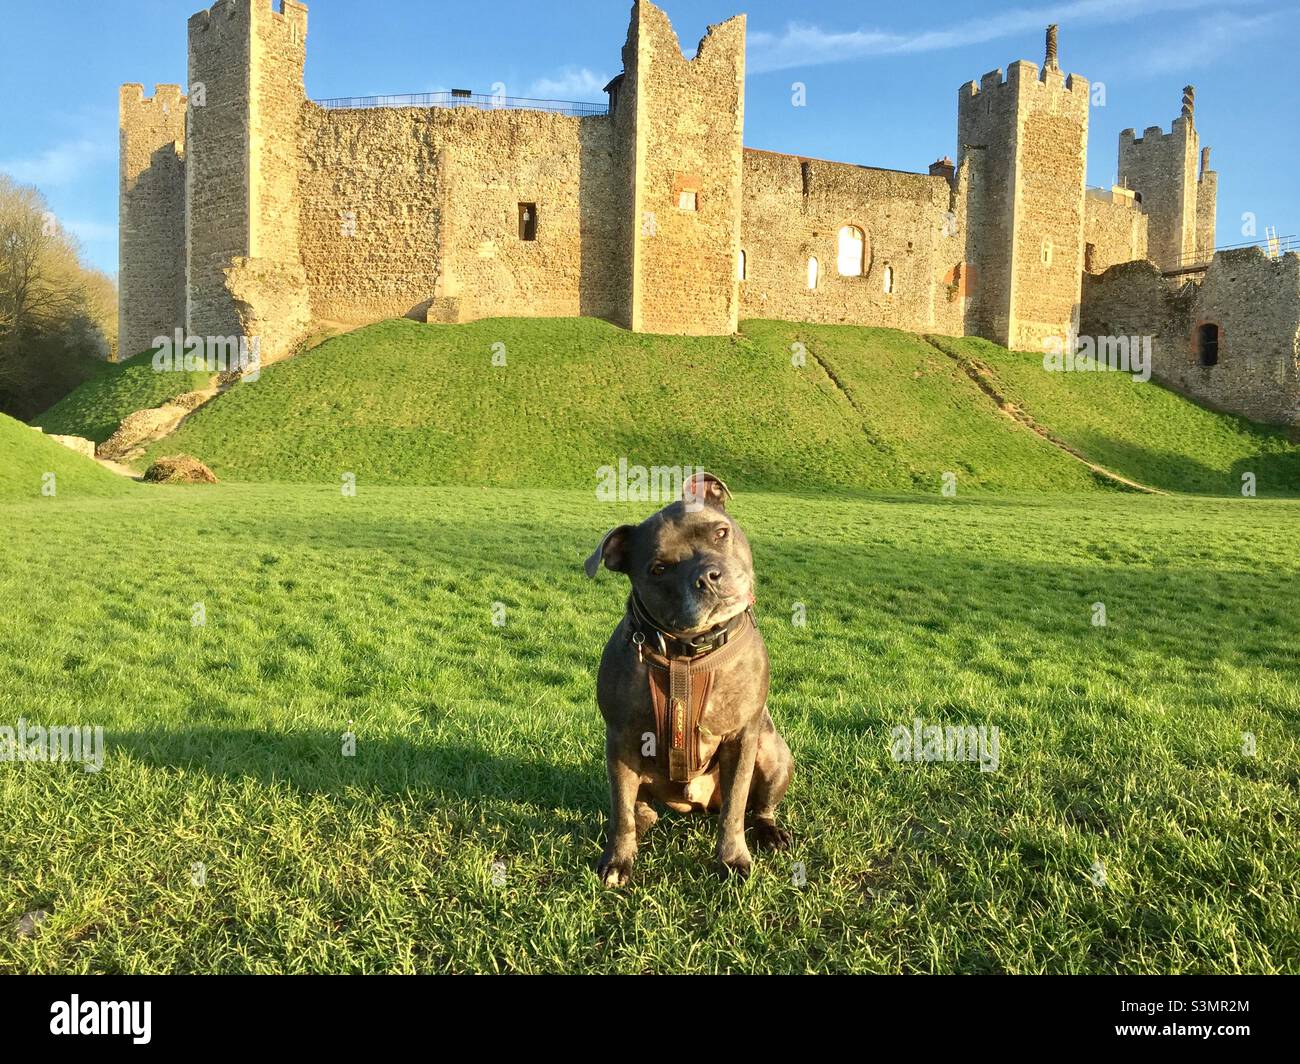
[739,151,964,335]
[298,106,622,327]
[1085,187,1148,275]
[1081,250,1300,425]
[119,83,187,360]
[119,1,1300,426]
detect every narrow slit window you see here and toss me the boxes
[1197,322,1219,366]
[518,203,537,241]
[883,265,894,294]
[807,257,819,290]
[738,249,747,281]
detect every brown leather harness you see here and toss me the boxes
[627,592,758,782]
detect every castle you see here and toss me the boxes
[119,1,1300,425]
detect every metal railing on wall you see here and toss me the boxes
[1167,233,1299,271]
[314,90,608,117]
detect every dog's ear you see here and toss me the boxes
[683,470,731,511]
[584,524,636,578]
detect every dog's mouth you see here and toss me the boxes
[675,592,748,634]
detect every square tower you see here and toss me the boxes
[957,26,1090,351]
[1118,87,1203,273]
[185,0,308,340]
[610,1,746,335]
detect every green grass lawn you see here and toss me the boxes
[2,483,1296,973]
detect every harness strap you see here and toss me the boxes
[637,609,757,782]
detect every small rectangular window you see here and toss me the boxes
[518,203,537,241]
[678,190,698,212]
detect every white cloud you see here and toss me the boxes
[747,0,1264,74]
[1141,11,1281,75]
[527,67,610,101]
[0,136,115,189]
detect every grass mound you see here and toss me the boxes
[34,348,213,445]
[933,336,1300,497]
[0,413,132,499]
[130,317,1300,496]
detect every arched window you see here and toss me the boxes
[883,265,894,294]
[1041,239,1053,267]
[807,257,819,290]
[837,226,864,276]
[1197,322,1219,366]
[738,250,746,281]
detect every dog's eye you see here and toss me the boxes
[650,562,667,576]
[715,526,729,540]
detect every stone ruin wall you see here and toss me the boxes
[739,151,965,336]
[1085,189,1148,275]
[298,106,623,327]
[1081,249,1300,425]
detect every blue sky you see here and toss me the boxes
[2,0,1295,277]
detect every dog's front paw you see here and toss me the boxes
[750,819,792,851]
[716,842,752,880]
[597,848,636,888]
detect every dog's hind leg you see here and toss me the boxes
[634,788,659,839]
[746,710,793,851]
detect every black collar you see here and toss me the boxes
[627,590,754,660]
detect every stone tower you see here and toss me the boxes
[186,0,310,356]
[610,2,746,335]
[1196,145,1217,261]
[1118,87,1206,272]
[957,25,1090,351]
[119,84,188,360]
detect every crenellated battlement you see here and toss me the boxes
[1120,117,1193,146]
[189,0,305,31]
[960,60,1088,101]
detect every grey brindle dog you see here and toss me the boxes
[584,472,793,883]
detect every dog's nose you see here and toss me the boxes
[695,568,723,591]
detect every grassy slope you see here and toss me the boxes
[0,485,1295,973]
[34,349,212,445]
[145,318,1100,493]
[934,335,1300,497]
[0,413,132,499]
[132,316,1300,496]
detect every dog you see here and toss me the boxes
[584,471,793,884]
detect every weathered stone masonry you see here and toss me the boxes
[120,2,1300,425]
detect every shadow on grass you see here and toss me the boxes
[1069,431,1300,497]
[111,727,605,817]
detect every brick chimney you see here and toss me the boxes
[929,156,955,182]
